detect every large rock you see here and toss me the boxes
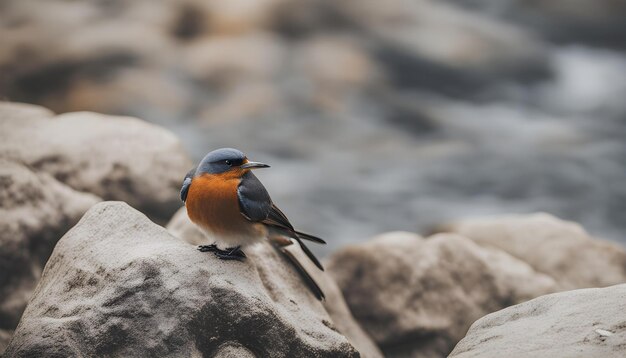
[441,213,626,290]
[0,102,192,222]
[326,231,557,358]
[0,102,192,353]
[167,206,384,358]
[5,202,361,357]
[0,159,100,353]
[450,284,626,358]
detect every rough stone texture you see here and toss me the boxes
[450,284,626,358]
[0,102,192,223]
[441,213,626,290]
[0,159,100,352]
[167,206,384,358]
[5,202,360,357]
[0,329,13,355]
[0,102,192,354]
[326,231,557,358]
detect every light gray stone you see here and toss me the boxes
[167,206,384,358]
[327,231,557,357]
[5,202,359,357]
[442,213,626,290]
[450,284,626,358]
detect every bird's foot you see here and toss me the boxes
[214,246,246,261]
[197,244,218,252]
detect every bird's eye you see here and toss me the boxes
[225,160,232,166]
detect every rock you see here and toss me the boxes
[326,231,556,358]
[441,213,626,290]
[167,207,384,358]
[0,102,192,353]
[0,102,193,223]
[5,202,360,357]
[450,284,626,358]
[0,159,99,344]
[0,329,14,355]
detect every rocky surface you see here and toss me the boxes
[0,102,192,222]
[450,284,626,358]
[326,231,557,358]
[2,0,626,253]
[0,159,99,352]
[5,202,373,357]
[0,102,192,353]
[441,213,626,290]
[167,206,383,358]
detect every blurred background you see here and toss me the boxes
[2,0,625,255]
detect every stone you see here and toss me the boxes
[5,202,360,357]
[0,102,193,354]
[441,213,626,290]
[326,231,556,357]
[167,206,384,358]
[0,102,193,223]
[450,284,626,358]
[0,159,99,346]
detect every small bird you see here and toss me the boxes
[181,148,326,298]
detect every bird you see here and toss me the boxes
[181,148,326,299]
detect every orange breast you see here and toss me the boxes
[185,173,256,237]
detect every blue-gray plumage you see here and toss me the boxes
[237,171,271,221]
[197,147,247,175]
[180,168,195,202]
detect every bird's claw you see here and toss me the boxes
[197,244,218,252]
[198,244,246,261]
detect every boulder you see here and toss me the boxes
[0,102,193,223]
[441,213,626,290]
[450,284,626,358]
[0,102,192,353]
[167,206,384,358]
[0,159,99,351]
[5,202,362,357]
[326,231,556,357]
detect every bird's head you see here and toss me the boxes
[196,148,270,179]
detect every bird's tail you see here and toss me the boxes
[294,237,324,271]
[274,238,325,300]
[294,230,326,244]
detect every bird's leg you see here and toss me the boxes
[213,245,246,261]
[197,243,218,252]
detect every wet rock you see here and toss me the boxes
[5,202,359,357]
[441,213,626,289]
[450,284,626,358]
[326,231,556,357]
[167,206,384,358]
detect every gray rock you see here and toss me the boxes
[5,202,359,357]
[167,206,384,358]
[326,231,556,358]
[0,102,192,353]
[450,284,626,358]
[0,159,99,349]
[0,329,14,355]
[0,102,193,223]
[441,213,626,290]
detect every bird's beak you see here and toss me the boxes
[241,161,270,170]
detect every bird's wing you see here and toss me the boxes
[237,171,272,221]
[237,172,326,271]
[180,167,196,202]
